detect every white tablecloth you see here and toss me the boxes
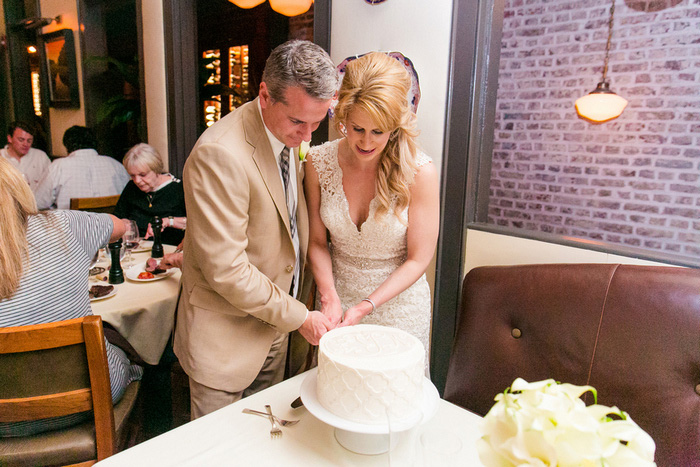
[90,246,181,365]
[96,371,484,466]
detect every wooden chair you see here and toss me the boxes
[70,195,120,214]
[0,315,140,466]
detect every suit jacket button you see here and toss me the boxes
[285,265,293,273]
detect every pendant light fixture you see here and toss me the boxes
[228,0,313,16]
[269,0,313,16]
[228,0,266,8]
[575,0,627,123]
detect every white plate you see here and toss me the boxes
[131,240,153,253]
[89,283,117,301]
[124,261,176,282]
[299,367,439,434]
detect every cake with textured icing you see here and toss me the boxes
[316,324,425,425]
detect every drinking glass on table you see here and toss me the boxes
[122,220,141,267]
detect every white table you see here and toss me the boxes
[90,245,181,365]
[96,371,484,466]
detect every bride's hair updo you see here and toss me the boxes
[333,52,419,222]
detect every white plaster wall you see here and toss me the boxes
[330,1,453,174]
[464,229,677,274]
[331,0,454,293]
[141,0,169,170]
[41,0,86,156]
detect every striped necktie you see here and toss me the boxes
[279,146,296,238]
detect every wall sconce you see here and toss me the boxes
[228,0,313,16]
[574,0,627,123]
[14,15,62,30]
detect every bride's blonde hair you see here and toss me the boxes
[0,158,38,299]
[334,52,419,222]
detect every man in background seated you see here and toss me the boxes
[34,125,130,210]
[1,121,51,193]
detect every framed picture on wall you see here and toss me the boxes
[41,29,79,108]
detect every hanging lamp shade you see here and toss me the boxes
[269,0,313,16]
[575,81,628,123]
[228,0,266,8]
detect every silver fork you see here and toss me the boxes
[242,408,299,426]
[265,404,283,439]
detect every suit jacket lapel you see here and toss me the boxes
[243,99,292,237]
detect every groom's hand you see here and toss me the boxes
[298,310,332,345]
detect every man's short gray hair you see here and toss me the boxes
[262,40,338,104]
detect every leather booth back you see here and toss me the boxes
[443,263,700,467]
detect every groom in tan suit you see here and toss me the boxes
[174,41,338,418]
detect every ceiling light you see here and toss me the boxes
[575,0,627,123]
[228,0,266,8]
[268,0,313,16]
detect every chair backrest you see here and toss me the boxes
[70,195,120,214]
[443,263,700,467]
[0,315,116,462]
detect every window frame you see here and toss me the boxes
[433,0,699,394]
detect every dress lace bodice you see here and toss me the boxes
[309,139,433,366]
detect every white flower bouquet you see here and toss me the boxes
[478,378,656,467]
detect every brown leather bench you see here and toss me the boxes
[443,263,700,467]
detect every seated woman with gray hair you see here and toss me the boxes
[114,143,186,246]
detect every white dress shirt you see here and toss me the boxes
[257,101,301,298]
[34,149,130,210]
[0,146,51,193]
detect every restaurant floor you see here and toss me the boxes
[123,351,191,448]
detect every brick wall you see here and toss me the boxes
[288,4,314,41]
[488,0,700,258]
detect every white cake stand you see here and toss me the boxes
[300,368,440,455]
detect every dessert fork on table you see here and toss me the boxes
[242,408,299,426]
[265,404,283,439]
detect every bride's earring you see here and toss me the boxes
[339,123,347,137]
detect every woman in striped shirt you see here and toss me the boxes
[0,157,143,437]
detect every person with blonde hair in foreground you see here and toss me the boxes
[0,158,142,437]
[305,52,439,366]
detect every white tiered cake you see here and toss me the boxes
[316,324,425,425]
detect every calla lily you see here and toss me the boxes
[298,140,310,162]
[479,379,657,467]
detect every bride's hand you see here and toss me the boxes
[338,304,365,327]
[320,296,343,327]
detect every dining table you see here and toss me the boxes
[90,242,181,365]
[95,370,484,466]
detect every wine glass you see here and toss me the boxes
[122,220,141,267]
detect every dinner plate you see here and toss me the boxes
[131,240,153,253]
[89,266,106,276]
[125,261,176,282]
[89,283,117,301]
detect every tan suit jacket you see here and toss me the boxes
[174,98,309,392]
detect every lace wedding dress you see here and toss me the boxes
[309,140,433,364]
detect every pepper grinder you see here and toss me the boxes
[151,216,164,258]
[108,239,125,284]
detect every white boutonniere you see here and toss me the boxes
[298,140,310,163]
[478,378,657,467]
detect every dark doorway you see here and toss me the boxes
[81,0,142,161]
[163,0,323,178]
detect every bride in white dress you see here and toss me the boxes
[305,52,440,362]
